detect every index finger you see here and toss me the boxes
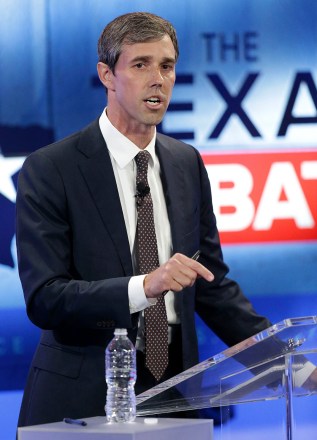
[174,253,214,282]
[189,258,214,282]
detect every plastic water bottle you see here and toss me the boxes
[105,328,137,423]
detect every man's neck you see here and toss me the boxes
[106,109,155,149]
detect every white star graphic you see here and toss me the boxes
[0,154,25,203]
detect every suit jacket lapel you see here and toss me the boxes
[74,121,189,274]
[76,120,133,275]
[156,138,187,254]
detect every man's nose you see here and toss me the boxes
[150,67,164,86]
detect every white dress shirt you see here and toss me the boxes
[99,109,181,330]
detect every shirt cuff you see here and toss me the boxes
[128,275,157,313]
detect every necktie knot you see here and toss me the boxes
[135,151,150,176]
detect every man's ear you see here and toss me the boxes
[97,62,115,91]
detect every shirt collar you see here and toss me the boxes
[99,109,157,169]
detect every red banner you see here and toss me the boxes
[203,150,317,244]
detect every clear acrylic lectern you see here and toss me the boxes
[136,316,317,440]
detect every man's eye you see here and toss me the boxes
[135,63,144,68]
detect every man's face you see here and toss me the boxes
[105,35,176,135]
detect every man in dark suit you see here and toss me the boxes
[16,12,270,427]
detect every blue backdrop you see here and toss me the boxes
[0,0,316,392]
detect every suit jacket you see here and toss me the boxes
[16,119,270,426]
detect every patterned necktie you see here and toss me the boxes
[135,150,169,381]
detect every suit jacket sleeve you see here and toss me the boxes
[193,150,271,346]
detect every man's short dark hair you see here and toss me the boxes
[98,12,179,72]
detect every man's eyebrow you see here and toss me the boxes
[161,56,176,64]
[130,55,151,63]
[130,55,176,64]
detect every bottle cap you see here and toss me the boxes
[114,328,127,336]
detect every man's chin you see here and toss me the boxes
[143,112,166,127]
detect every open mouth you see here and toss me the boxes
[145,97,162,105]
